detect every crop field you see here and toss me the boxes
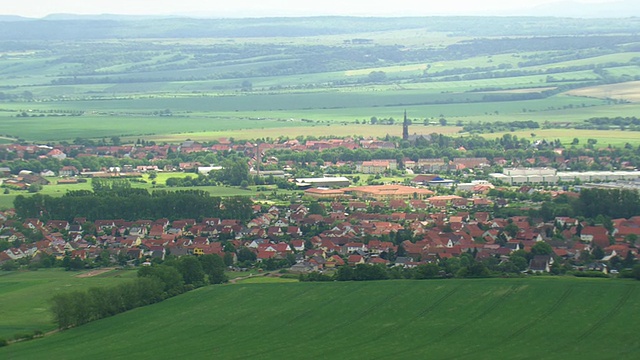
[0,93,611,142]
[1,278,638,359]
[0,269,137,339]
[481,129,640,148]
[1,27,639,144]
[567,81,640,102]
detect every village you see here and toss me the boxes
[1,177,639,276]
[1,124,640,277]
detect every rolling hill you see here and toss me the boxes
[1,278,638,359]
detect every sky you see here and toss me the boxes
[0,0,625,18]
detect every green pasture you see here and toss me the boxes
[482,129,640,147]
[0,269,137,339]
[2,278,639,359]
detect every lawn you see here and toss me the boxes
[1,277,639,359]
[0,269,137,339]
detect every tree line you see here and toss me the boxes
[13,187,254,222]
[51,254,226,329]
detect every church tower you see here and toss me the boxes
[402,110,409,141]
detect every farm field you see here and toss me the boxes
[1,278,638,359]
[481,129,640,148]
[0,269,137,339]
[1,17,639,144]
[0,92,624,143]
[567,81,640,102]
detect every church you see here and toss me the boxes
[402,110,431,144]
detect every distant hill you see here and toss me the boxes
[1,279,638,359]
[42,13,178,21]
[529,0,640,18]
[0,16,639,41]
[0,15,31,21]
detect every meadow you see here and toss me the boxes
[0,268,137,339]
[1,277,638,359]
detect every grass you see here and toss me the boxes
[0,269,137,339]
[234,275,298,284]
[481,128,640,147]
[1,277,638,359]
[0,175,301,210]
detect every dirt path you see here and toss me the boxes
[75,267,116,278]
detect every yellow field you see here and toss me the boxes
[134,124,463,143]
[567,81,640,102]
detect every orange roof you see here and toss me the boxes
[346,185,434,196]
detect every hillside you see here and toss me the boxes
[2,278,639,359]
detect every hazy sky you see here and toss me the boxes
[1,0,622,18]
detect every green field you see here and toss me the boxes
[0,269,137,339]
[2,278,639,359]
[481,128,640,147]
[1,20,639,144]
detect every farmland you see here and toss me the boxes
[0,17,639,143]
[1,278,639,359]
[0,268,137,339]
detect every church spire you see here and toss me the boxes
[402,110,409,141]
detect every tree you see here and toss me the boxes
[237,247,257,263]
[309,201,326,216]
[28,183,42,193]
[177,256,205,287]
[199,254,227,284]
[592,246,605,261]
[138,264,184,296]
[629,262,640,280]
[1,260,18,271]
[439,118,448,126]
[504,222,519,238]
[241,80,252,92]
[367,71,386,82]
[531,241,553,256]
[623,250,636,269]
[415,263,440,279]
[223,252,235,267]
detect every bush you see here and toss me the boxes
[0,338,7,347]
[572,271,608,278]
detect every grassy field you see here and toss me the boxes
[0,173,301,210]
[0,269,137,339]
[481,129,640,147]
[1,277,639,359]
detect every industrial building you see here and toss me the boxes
[490,168,640,185]
[295,176,351,188]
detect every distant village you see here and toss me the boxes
[1,127,640,275]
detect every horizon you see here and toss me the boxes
[1,0,635,19]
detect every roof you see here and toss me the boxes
[346,185,434,197]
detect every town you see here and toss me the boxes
[1,127,639,279]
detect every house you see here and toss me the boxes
[581,226,609,248]
[347,254,365,266]
[529,255,553,273]
[59,166,79,177]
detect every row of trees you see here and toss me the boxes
[51,254,226,329]
[530,188,640,222]
[13,189,254,222]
